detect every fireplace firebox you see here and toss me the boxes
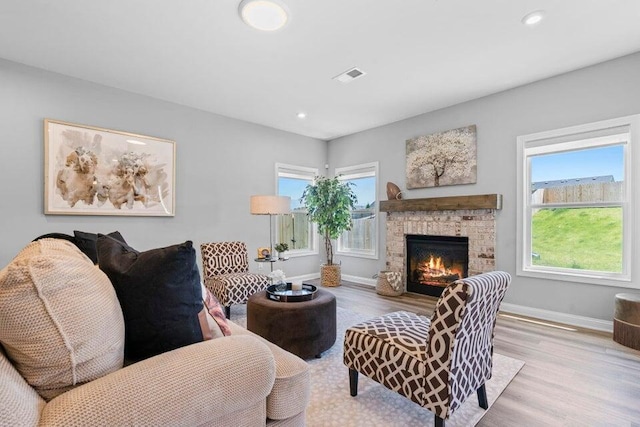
[406,235,469,297]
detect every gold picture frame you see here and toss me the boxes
[44,119,175,216]
[257,247,271,259]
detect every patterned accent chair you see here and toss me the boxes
[200,241,269,319]
[343,271,511,427]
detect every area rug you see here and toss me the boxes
[232,306,524,427]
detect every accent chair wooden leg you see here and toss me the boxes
[349,369,358,396]
[477,383,488,409]
[435,415,445,427]
[224,305,231,319]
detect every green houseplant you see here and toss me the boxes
[301,175,357,286]
[274,242,289,260]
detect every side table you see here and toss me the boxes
[614,293,640,350]
[254,257,287,272]
[247,289,337,359]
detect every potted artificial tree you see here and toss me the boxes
[301,175,357,287]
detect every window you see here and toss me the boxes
[276,163,318,256]
[336,162,379,259]
[517,115,640,287]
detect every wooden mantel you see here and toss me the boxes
[379,194,502,212]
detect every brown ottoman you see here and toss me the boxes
[614,293,640,351]
[247,289,337,359]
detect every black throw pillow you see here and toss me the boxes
[74,230,126,264]
[96,235,204,361]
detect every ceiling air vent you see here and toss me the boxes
[333,67,366,83]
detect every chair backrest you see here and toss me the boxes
[200,241,250,278]
[423,271,510,417]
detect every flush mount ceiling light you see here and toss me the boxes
[521,10,546,27]
[239,0,289,31]
[296,112,306,119]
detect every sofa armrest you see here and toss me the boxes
[0,349,45,427]
[40,336,276,426]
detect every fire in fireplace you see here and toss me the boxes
[406,235,469,297]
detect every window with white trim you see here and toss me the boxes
[336,162,379,259]
[276,163,318,256]
[517,115,639,287]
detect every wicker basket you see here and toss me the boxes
[321,264,341,287]
[375,271,403,296]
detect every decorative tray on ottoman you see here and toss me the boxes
[267,283,318,302]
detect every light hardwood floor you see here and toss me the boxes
[310,280,640,426]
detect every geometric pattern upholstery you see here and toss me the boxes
[201,241,250,277]
[344,271,511,424]
[200,241,269,308]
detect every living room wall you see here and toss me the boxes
[327,52,640,323]
[0,59,326,278]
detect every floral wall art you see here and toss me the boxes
[44,119,175,216]
[405,125,477,189]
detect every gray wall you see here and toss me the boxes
[0,59,326,277]
[328,52,640,321]
[3,52,639,320]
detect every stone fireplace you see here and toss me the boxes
[380,194,501,297]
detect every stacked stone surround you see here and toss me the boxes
[385,209,496,288]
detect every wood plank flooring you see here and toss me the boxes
[310,280,640,426]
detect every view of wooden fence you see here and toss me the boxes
[340,210,376,251]
[277,212,310,250]
[276,209,376,251]
[532,182,622,204]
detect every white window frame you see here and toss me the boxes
[335,162,379,260]
[275,163,319,257]
[516,115,640,288]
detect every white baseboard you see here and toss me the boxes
[500,302,613,333]
[337,275,613,333]
[342,274,376,286]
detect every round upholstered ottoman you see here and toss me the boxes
[247,289,337,359]
[614,293,640,351]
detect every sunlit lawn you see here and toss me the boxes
[531,207,623,272]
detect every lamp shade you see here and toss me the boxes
[250,195,291,215]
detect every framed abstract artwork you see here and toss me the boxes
[406,125,477,189]
[44,119,175,216]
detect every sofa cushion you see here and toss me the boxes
[97,236,204,361]
[227,321,310,420]
[74,230,126,264]
[0,239,125,401]
[0,347,45,425]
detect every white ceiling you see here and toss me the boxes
[1,1,639,140]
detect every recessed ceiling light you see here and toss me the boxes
[297,112,306,119]
[521,10,545,27]
[239,0,289,31]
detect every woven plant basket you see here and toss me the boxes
[375,271,403,296]
[321,264,341,287]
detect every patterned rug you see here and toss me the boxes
[232,306,524,427]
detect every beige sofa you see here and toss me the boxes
[0,239,310,426]
[1,325,310,426]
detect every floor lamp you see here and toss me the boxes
[250,195,291,260]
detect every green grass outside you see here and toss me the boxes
[531,207,623,272]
